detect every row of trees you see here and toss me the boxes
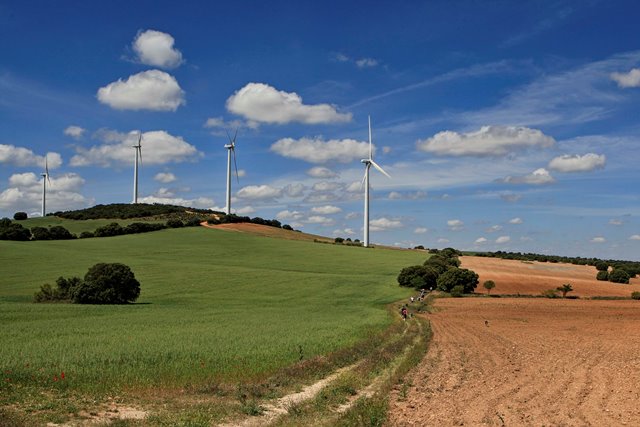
[54,203,216,220]
[207,213,294,231]
[397,248,480,294]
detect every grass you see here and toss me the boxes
[0,226,425,423]
[11,216,166,235]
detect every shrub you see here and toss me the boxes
[31,226,52,240]
[596,270,609,281]
[436,268,479,293]
[335,237,344,243]
[282,224,293,231]
[0,220,31,241]
[450,285,464,297]
[631,292,640,300]
[13,212,27,220]
[73,263,140,304]
[124,222,166,234]
[34,276,83,302]
[423,256,451,275]
[185,217,203,227]
[595,261,609,271]
[609,269,630,284]
[166,218,184,228]
[79,231,94,239]
[541,289,559,298]
[94,222,124,237]
[556,283,573,298]
[48,225,75,240]
[483,280,496,295]
[397,265,439,289]
[207,218,221,225]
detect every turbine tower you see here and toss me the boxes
[224,129,239,215]
[361,116,390,247]
[132,132,142,204]
[41,156,51,217]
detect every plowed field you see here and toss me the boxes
[460,256,640,296]
[389,298,640,426]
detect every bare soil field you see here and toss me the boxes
[461,256,640,297]
[389,298,640,426]
[201,222,333,242]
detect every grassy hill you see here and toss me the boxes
[0,226,424,396]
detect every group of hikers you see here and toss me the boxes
[400,287,432,320]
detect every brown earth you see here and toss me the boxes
[200,222,333,242]
[388,298,640,426]
[461,256,640,297]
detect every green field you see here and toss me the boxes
[12,216,166,235]
[0,227,424,396]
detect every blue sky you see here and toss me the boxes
[1,0,639,260]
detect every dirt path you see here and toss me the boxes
[388,298,640,426]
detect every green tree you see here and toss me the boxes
[596,270,609,281]
[483,280,496,295]
[13,212,27,220]
[609,269,630,284]
[436,267,479,293]
[556,283,573,298]
[73,263,141,304]
[397,265,439,289]
[594,261,609,271]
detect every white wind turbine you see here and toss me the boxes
[41,156,51,217]
[224,129,239,215]
[361,116,390,247]
[132,132,142,204]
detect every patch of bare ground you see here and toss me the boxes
[200,222,333,243]
[45,404,147,426]
[461,256,640,296]
[388,298,640,426]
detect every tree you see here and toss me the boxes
[594,261,609,271]
[423,256,451,275]
[397,265,439,289]
[334,237,344,243]
[13,212,27,220]
[73,263,141,304]
[556,283,573,298]
[609,269,630,284]
[483,280,496,295]
[436,268,479,293]
[596,271,609,281]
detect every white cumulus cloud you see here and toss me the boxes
[70,130,200,166]
[509,217,523,224]
[64,126,85,139]
[154,172,177,183]
[414,227,428,234]
[311,205,342,215]
[356,58,378,68]
[276,210,304,221]
[370,217,403,231]
[226,83,352,124]
[132,29,184,69]
[97,70,185,111]
[312,181,341,192]
[591,236,606,243]
[495,236,511,244]
[447,219,464,231]
[548,153,606,173]
[417,125,555,157]
[307,166,338,179]
[306,215,334,225]
[475,237,488,244]
[497,168,555,185]
[0,144,62,169]
[610,68,640,88]
[486,225,502,232]
[629,235,640,241]
[0,172,91,214]
[138,195,213,208]
[271,137,369,163]
[236,185,281,200]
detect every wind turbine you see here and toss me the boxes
[361,116,390,247]
[224,129,239,215]
[41,156,51,217]
[132,132,142,204]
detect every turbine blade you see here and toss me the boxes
[370,160,391,178]
[368,115,372,160]
[45,157,51,184]
[232,148,239,184]
[138,146,142,166]
[233,128,238,144]
[360,168,368,189]
[225,129,233,144]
